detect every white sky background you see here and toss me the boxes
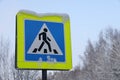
[0,0,120,68]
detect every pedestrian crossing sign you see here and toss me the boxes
[15,10,72,70]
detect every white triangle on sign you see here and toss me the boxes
[27,23,63,55]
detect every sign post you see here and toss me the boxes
[15,10,72,79]
[42,70,47,80]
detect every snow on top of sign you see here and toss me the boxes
[18,10,69,23]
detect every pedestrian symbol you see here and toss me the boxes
[38,27,52,53]
[28,23,63,55]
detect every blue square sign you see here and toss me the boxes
[25,20,65,62]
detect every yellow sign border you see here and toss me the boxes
[16,11,72,70]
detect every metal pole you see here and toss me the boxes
[42,69,47,80]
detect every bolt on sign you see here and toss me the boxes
[15,10,72,70]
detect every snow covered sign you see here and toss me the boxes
[15,10,72,70]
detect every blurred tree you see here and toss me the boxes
[0,38,10,80]
[81,28,120,80]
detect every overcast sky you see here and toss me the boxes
[0,0,120,67]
